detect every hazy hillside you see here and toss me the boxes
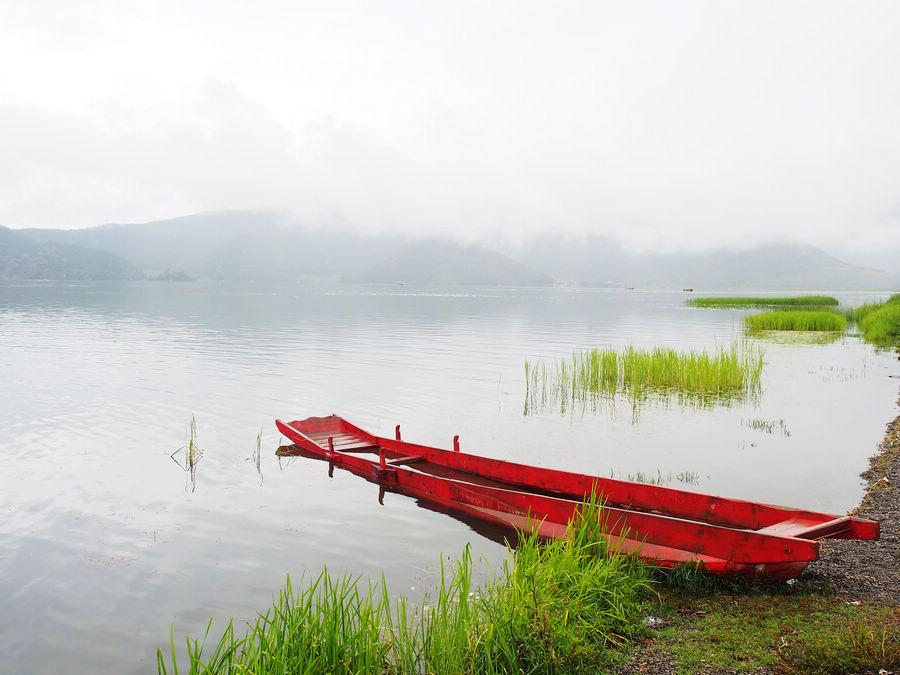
[512,235,626,284]
[21,211,279,273]
[8,212,900,289]
[206,228,402,281]
[513,235,900,290]
[0,226,143,281]
[635,245,900,291]
[350,239,554,286]
[19,212,550,285]
[22,211,403,281]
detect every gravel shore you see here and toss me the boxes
[618,390,900,674]
[801,394,900,605]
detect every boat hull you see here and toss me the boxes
[275,415,879,580]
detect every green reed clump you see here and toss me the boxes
[158,498,655,674]
[525,343,763,414]
[845,302,882,323]
[688,295,838,308]
[853,293,900,348]
[744,310,848,333]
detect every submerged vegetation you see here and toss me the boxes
[852,293,900,348]
[247,427,264,485]
[608,468,700,486]
[745,329,845,345]
[742,417,791,436]
[524,343,764,415]
[744,310,848,333]
[159,498,654,674]
[687,295,839,308]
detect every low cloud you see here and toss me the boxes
[1,1,899,269]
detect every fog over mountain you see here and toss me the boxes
[7,211,899,290]
[513,235,899,290]
[2,3,899,272]
[348,239,553,287]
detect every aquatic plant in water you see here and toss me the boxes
[158,497,654,674]
[170,416,204,492]
[609,468,701,486]
[744,310,847,333]
[688,295,838,308]
[742,417,791,437]
[524,343,764,415]
[247,427,264,485]
[744,329,844,345]
[845,301,884,324]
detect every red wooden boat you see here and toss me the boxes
[275,415,879,580]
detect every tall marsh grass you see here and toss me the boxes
[845,302,883,324]
[524,344,764,414]
[688,295,838,308]
[744,310,847,333]
[851,293,900,348]
[159,498,654,674]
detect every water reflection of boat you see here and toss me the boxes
[276,415,879,581]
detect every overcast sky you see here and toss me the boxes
[1,1,899,267]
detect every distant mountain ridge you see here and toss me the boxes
[348,239,553,286]
[0,225,143,281]
[15,212,546,285]
[20,210,280,273]
[513,235,900,291]
[5,211,900,289]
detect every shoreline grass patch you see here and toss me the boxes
[845,301,883,323]
[159,499,655,674]
[524,343,764,415]
[688,295,838,308]
[852,293,900,348]
[651,587,899,673]
[648,563,900,673]
[744,310,847,333]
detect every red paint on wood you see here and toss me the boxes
[275,416,879,580]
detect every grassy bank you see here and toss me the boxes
[524,343,764,414]
[639,578,900,673]
[851,293,900,348]
[158,529,900,675]
[158,499,655,674]
[159,498,900,674]
[744,310,848,333]
[688,295,839,308]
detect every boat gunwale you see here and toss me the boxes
[277,416,877,536]
[275,416,879,563]
[277,421,832,561]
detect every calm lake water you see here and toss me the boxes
[1,281,897,674]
